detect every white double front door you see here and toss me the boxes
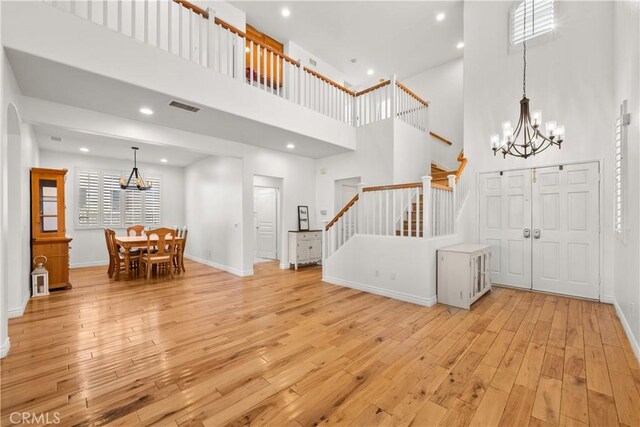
[479,162,600,299]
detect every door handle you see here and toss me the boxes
[523,228,531,238]
[533,229,541,239]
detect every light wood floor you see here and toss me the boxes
[2,260,640,426]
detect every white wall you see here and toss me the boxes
[0,4,7,355]
[404,58,463,169]
[185,155,244,274]
[316,118,394,220]
[316,118,430,221]
[38,150,186,268]
[393,118,430,184]
[613,1,640,356]
[285,41,346,86]
[3,55,39,320]
[323,235,434,306]
[463,1,615,300]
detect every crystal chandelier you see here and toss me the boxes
[490,0,564,158]
[120,147,153,190]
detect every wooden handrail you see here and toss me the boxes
[363,182,422,192]
[356,80,391,97]
[455,150,467,183]
[174,0,208,18]
[430,132,453,146]
[326,194,359,230]
[396,82,429,107]
[304,67,355,95]
[431,182,453,191]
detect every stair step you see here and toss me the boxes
[396,230,424,237]
[432,171,456,179]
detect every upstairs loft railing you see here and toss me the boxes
[45,0,429,132]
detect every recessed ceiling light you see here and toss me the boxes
[436,13,446,21]
[139,107,154,115]
[281,8,290,17]
[79,147,89,152]
[367,69,374,76]
[286,143,295,149]
[456,41,464,49]
[160,158,168,163]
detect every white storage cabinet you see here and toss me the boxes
[437,244,492,309]
[288,230,322,269]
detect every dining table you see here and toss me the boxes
[115,235,184,277]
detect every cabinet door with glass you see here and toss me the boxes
[31,168,67,239]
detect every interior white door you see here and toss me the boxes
[479,170,532,288]
[532,163,600,299]
[255,187,277,259]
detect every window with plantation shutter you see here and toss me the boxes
[144,178,161,225]
[76,169,100,227]
[124,189,143,225]
[102,172,123,227]
[74,169,161,228]
[511,0,556,46]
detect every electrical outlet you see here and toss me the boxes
[375,270,379,277]
[390,272,396,280]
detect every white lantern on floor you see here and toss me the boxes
[31,256,49,297]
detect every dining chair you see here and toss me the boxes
[141,227,177,281]
[104,228,115,278]
[127,225,145,236]
[174,227,188,273]
[105,228,141,280]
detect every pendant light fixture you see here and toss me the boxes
[490,0,564,158]
[120,147,153,190]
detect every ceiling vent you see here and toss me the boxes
[50,136,63,142]
[169,100,200,113]
[309,58,317,67]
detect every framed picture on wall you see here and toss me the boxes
[298,205,309,231]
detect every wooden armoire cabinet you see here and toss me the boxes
[30,168,72,290]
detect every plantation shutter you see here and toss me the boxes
[102,172,123,227]
[77,169,100,227]
[144,178,161,225]
[124,189,143,225]
[511,0,555,45]
[615,113,625,234]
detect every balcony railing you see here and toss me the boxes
[45,0,429,131]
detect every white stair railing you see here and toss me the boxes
[323,194,359,260]
[396,82,429,132]
[45,0,429,132]
[430,175,456,238]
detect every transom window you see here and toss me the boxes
[76,168,161,228]
[510,0,556,46]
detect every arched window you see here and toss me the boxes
[510,0,556,46]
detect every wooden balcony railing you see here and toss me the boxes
[48,0,430,131]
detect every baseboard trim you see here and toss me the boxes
[609,298,640,363]
[71,260,109,269]
[8,292,29,318]
[184,254,253,277]
[0,337,10,358]
[323,276,437,307]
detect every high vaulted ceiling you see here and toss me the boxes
[230,1,463,88]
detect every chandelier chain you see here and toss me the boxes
[523,0,527,96]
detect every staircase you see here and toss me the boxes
[322,149,469,307]
[392,151,467,238]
